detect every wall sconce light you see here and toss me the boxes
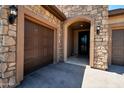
[96,25,101,35]
[8,5,18,24]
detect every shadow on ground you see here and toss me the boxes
[108,65,124,75]
[17,63,85,88]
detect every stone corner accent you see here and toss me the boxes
[0,6,16,88]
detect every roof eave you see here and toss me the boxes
[109,9,124,17]
[42,5,66,21]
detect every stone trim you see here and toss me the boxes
[0,6,17,88]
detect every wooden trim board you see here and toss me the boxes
[16,6,57,84]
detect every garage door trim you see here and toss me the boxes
[16,6,57,84]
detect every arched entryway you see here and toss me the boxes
[63,16,95,67]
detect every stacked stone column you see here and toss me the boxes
[0,6,16,88]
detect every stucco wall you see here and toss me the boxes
[108,14,124,65]
[109,15,124,25]
[57,5,109,70]
[109,14,124,29]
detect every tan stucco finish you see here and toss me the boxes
[109,13,124,66]
[109,14,124,30]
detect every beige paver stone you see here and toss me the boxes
[2,36,16,46]
[2,78,8,87]
[8,63,16,67]
[9,46,16,52]
[2,71,14,78]
[6,52,15,62]
[8,30,16,37]
[9,25,16,31]
[1,63,7,73]
[0,52,15,62]
[9,76,16,86]
[0,47,9,53]
[1,9,8,19]
[8,67,16,71]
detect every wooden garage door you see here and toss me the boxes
[112,29,124,66]
[24,19,54,75]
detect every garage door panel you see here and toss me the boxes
[112,30,124,66]
[24,19,54,75]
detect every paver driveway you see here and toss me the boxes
[17,63,85,88]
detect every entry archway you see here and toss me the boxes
[63,15,95,67]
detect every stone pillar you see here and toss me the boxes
[56,22,64,62]
[94,6,109,70]
[0,6,17,88]
[57,5,109,70]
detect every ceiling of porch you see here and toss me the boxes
[69,21,90,30]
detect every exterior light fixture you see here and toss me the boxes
[96,25,101,35]
[8,5,17,24]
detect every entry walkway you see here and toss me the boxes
[82,65,124,88]
[66,56,89,66]
[17,63,85,88]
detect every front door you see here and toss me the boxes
[78,31,89,57]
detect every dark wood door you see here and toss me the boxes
[112,30,124,66]
[24,19,54,75]
[78,31,90,57]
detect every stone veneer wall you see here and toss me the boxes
[0,6,17,88]
[57,5,109,70]
[0,5,63,88]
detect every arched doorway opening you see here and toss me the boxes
[67,21,90,65]
[64,16,95,67]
